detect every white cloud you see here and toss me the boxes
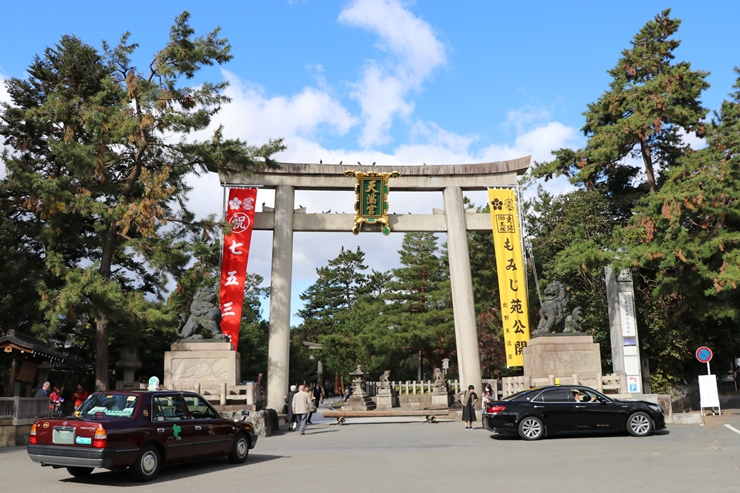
[502,106,552,135]
[339,0,447,147]
[215,71,357,145]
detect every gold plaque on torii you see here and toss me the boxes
[344,170,401,235]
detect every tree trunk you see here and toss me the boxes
[95,313,109,391]
[93,162,143,391]
[640,138,657,194]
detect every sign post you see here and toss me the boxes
[696,346,720,416]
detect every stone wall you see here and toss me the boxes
[397,395,432,408]
[0,420,32,447]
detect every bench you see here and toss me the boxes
[322,409,451,425]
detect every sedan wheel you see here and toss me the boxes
[518,416,545,440]
[130,444,161,482]
[228,433,250,464]
[627,412,653,437]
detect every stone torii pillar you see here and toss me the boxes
[266,185,295,409]
[444,186,482,391]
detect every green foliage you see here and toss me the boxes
[294,234,455,383]
[523,187,614,369]
[619,69,740,377]
[296,246,369,341]
[0,11,284,389]
[238,274,271,382]
[533,9,709,195]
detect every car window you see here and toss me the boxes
[575,388,601,402]
[502,390,538,401]
[183,395,221,419]
[77,393,138,418]
[534,389,574,403]
[152,395,188,421]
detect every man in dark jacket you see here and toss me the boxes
[35,381,51,398]
[308,383,323,424]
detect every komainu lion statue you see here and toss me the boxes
[532,281,583,335]
[177,288,227,340]
[379,370,391,390]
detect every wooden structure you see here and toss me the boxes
[322,409,452,425]
[0,330,65,397]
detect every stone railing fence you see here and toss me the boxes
[0,397,51,424]
[364,379,463,397]
[500,373,628,398]
[173,382,263,408]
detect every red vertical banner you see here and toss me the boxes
[219,188,257,352]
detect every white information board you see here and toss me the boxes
[618,292,637,337]
[699,374,721,414]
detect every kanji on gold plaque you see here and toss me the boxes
[488,188,530,367]
[345,170,400,235]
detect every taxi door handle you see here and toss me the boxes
[157,428,165,433]
[533,405,544,409]
[195,426,202,430]
[575,405,586,409]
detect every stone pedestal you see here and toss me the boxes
[345,395,377,411]
[375,390,398,410]
[164,341,240,390]
[431,392,449,408]
[523,335,601,379]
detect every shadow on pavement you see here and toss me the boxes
[718,384,740,414]
[59,453,283,487]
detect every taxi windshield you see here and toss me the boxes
[77,393,138,418]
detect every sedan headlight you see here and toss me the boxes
[647,404,663,414]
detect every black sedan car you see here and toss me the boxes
[483,385,665,440]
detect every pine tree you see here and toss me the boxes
[381,232,454,378]
[619,70,740,382]
[534,9,709,195]
[0,12,285,390]
[296,246,369,341]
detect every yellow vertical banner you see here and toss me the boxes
[488,188,530,367]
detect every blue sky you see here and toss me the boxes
[2,1,739,324]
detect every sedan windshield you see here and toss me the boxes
[77,393,139,418]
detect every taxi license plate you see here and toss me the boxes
[52,427,75,445]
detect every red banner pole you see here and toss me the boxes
[219,188,257,352]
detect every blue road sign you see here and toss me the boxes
[696,346,713,363]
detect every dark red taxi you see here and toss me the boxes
[27,390,258,481]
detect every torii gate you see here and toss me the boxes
[219,157,530,409]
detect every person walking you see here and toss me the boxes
[292,384,312,435]
[308,383,323,424]
[458,385,479,430]
[285,385,297,431]
[482,383,494,412]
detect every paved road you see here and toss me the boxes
[3,409,739,493]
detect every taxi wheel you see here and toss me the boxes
[130,443,161,482]
[67,466,93,477]
[228,433,250,464]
